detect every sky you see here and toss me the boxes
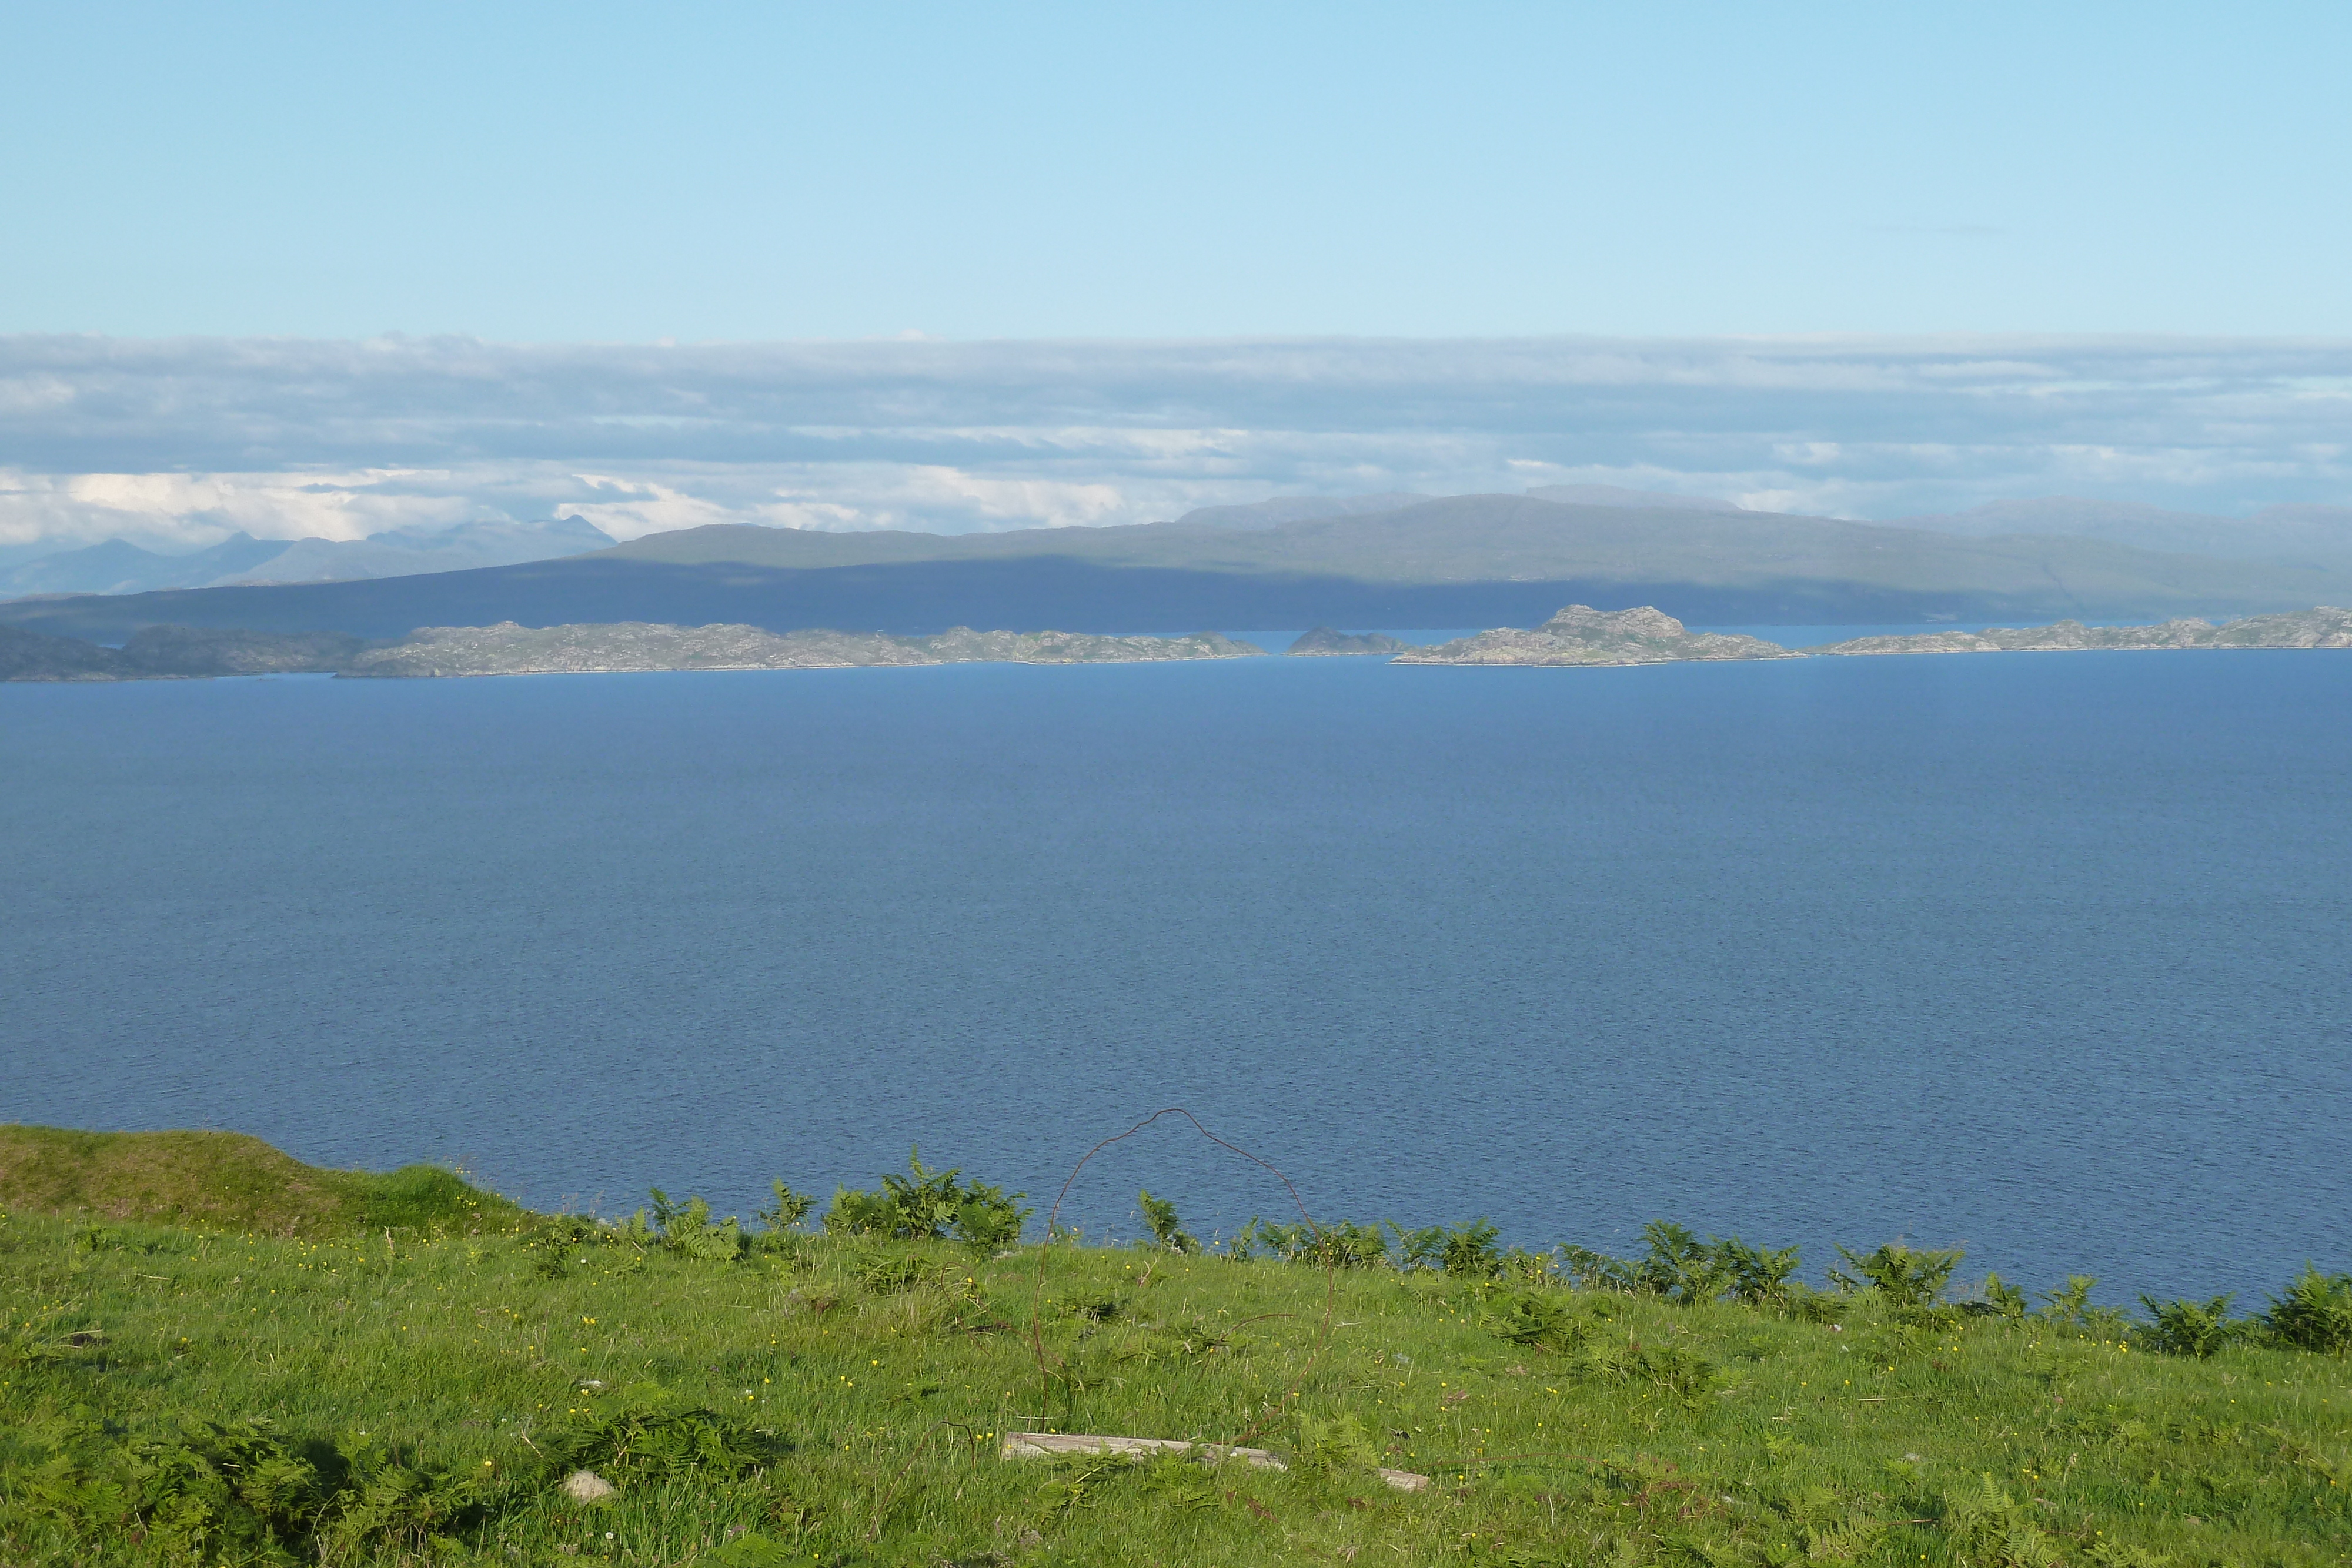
[4,4,2349,548]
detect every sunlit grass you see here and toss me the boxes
[2,1195,2346,1567]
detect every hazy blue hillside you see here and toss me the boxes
[0,533,289,597]
[223,517,615,584]
[1164,491,1426,529]
[1896,496,2352,564]
[0,518,613,599]
[592,493,2352,602]
[4,492,2347,642]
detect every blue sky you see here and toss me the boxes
[6,2,2348,339]
[3,5,2349,549]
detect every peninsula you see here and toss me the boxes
[339,621,1264,677]
[0,620,1263,681]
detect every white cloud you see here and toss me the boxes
[0,466,481,551]
[553,480,741,541]
[2,333,2350,552]
[896,466,1127,528]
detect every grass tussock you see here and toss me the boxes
[0,1125,527,1240]
[0,1139,2345,1566]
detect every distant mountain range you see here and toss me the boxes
[0,517,613,599]
[4,490,2350,644]
[0,532,295,596]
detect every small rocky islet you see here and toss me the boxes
[5,606,2350,681]
[1391,604,1800,666]
[1285,626,1410,655]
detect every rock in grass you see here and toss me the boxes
[999,1431,1429,1490]
[560,1470,616,1503]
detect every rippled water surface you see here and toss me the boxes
[5,650,2348,1300]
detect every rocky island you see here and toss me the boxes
[909,626,1262,665]
[1285,626,1410,656]
[1811,606,2352,656]
[1388,603,2352,668]
[1391,604,1800,666]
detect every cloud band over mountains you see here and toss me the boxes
[4,335,2349,550]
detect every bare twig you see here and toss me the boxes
[1025,1108,1338,1449]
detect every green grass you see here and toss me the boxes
[0,1125,529,1239]
[1,1173,2346,1568]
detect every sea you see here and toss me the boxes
[5,636,2348,1306]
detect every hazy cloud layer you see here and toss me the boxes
[4,335,2348,551]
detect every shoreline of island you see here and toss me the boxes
[1390,604,2352,667]
[5,605,2350,681]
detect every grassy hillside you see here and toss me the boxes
[0,1125,526,1239]
[1,1141,2345,1566]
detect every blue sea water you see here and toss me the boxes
[4,649,2348,1305]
